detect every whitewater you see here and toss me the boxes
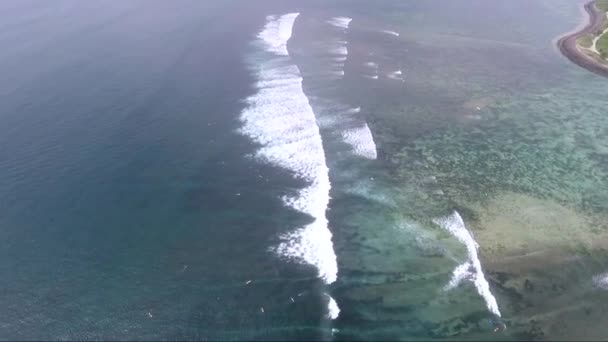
[434,211,502,317]
[239,13,340,319]
[328,17,352,78]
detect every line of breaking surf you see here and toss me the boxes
[327,17,352,77]
[434,211,502,317]
[340,121,377,160]
[326,17,378,160]
[382,29,400,37]
[328,16,352,30]
[239,12,339,319]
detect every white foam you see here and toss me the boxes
[341,123,377,160]
[329,37,348,78]
[240,13,338,285]
[365,75,379,80]
[388,70,403,80]
[348,106,361,114]
[331,46,348,56]
[258,13,299,56]
[593,272,608,289]
[328,16,352,29]
[325,293,340,319]
[365,62,378,68]
[444,262,473,291]
[382,30,400,36]
[434,211,501,317]
[315,106,362,130]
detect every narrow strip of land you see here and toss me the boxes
[557,1,608,77]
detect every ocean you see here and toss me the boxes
[2,0,608,340]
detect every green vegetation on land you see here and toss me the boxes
[577,34,594,48]
[597,0,608,13]
[597,5,608,61]
[598,30,608,57]
[576,1,608,61]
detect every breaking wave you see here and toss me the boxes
[239,13,340,318]
[341,123,378,160]
[434,211,502,317]
[328,16,352,30]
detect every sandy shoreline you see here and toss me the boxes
[557,1,608,77]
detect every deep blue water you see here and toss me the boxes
[0,1,328,339]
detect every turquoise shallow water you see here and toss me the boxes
[2,0,608,340]
[290,0,608,339]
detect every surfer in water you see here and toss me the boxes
[491,318,507,333]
